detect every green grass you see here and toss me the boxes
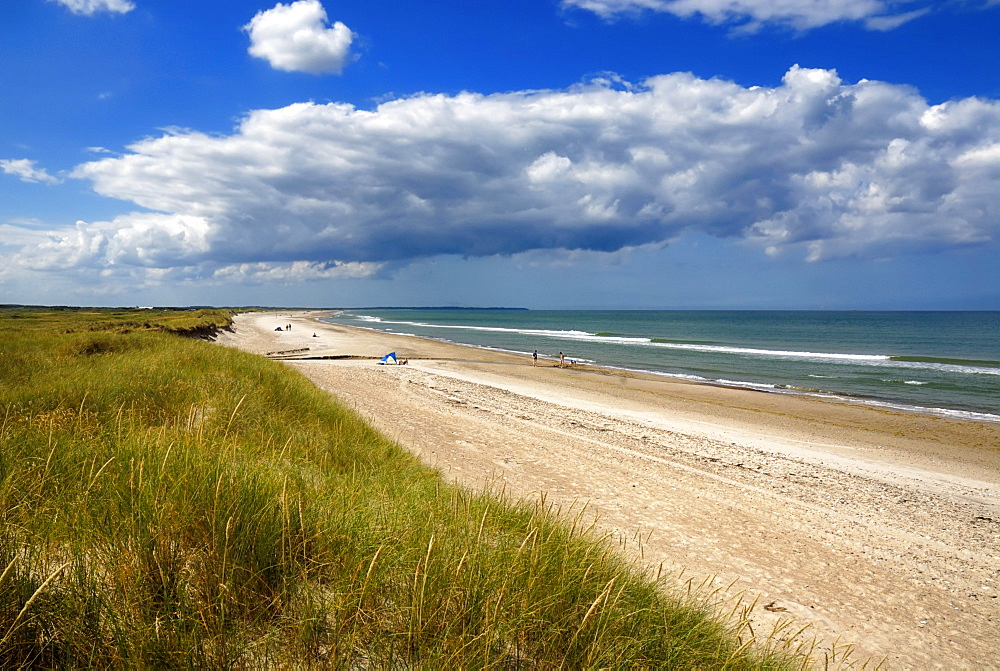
[0,308,805,668]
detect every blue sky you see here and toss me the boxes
[2,0,999,309]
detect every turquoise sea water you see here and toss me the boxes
[321,310,1000,423]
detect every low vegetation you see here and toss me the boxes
[0,307,800,667]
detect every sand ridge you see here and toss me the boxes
[216,311,1000,668]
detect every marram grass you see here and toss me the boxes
[0,308,805,668]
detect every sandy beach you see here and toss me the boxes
[216,310,1000,668]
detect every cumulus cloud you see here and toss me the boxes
[562,0,931,31]
[244,0,355,75]
[7,66,998,289]
[0,159,60,184]
[50,0,134,16]
[13,213,210,273]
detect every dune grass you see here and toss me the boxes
[0,308,803,668]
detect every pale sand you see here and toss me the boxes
[217,310,1000,668]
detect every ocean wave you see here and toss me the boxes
[645,340,888,362]
[600,365,711,385]
[716,378,779,391]
[347,314,642,342]
[889,355,1000,368]
[857,400,1000,423]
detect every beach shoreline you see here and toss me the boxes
[322,308,1000,426]
[216,310,1000,668]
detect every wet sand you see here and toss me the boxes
[217,310,1000,668]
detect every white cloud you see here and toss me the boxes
[244,0,355,75]
[212,260,383,284]
[0,159,60,184]
[4,65,996,291]
[50,0,134,16]
[0,223,51,251]
[13,213,210,272]
[863,7,929,30]
[562,0,931,31]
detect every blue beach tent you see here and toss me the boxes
[378,352,398,365]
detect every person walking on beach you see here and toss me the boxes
[533,350,538,366]
[559,352,565,368]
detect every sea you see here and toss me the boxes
[320,310,1000,423]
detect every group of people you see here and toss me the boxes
[275,323,294,332]
[532,350,574,368]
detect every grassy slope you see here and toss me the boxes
[0,308,799,668]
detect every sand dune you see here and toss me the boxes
[216,310,1000,668]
